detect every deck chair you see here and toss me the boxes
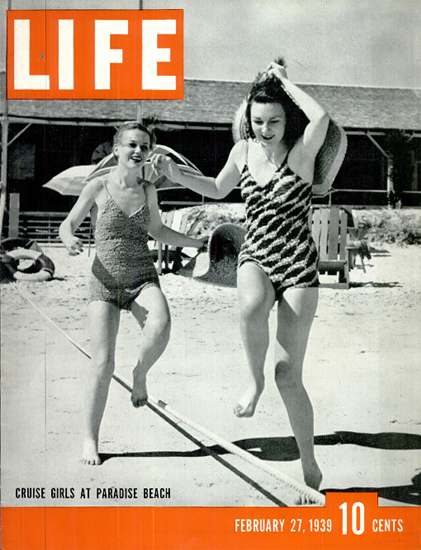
[309,207,350,289]
[151,209,191,275]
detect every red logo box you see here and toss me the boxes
[7,10,184,100]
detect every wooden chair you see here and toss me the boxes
[309,206,351,289]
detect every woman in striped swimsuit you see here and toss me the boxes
[60,122,206,465]
[152,61,330,496]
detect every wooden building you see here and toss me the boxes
[1,72,421,217]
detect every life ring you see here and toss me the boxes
[0,237,36,253]
[4,248,55,281]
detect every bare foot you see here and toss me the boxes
[295,463,323,505]
[233,382,264,418]
[80,438,101,466]
[132,366,148,408]
[304,463,323,491]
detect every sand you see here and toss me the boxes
[1,241,420,508]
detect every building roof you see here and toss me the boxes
[2,72,421,131]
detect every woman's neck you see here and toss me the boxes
[113,166,139,188]
[259,140,289,167]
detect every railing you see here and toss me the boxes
[4,191,421,245]
[327,189,421,207]
[10,211,91,244]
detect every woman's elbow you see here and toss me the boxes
[58,220,70,242]
[213,181,235,200]
[59,219,69,234]
[148,223,163,241]
[214,188,228,200]
[318,112,330,130]
[312,181,330,196]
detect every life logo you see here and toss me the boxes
[7,10,184,99]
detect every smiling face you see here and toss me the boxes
[114,129,152,169]
[250,102,287,146]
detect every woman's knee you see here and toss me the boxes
[89,353,115,381]
[240,292,272,322]
[133,287,171,340]
[159,314,171,342]
[238,264,274,320]
[274,359,301,389]
[148,311,171,343]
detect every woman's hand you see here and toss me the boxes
[64,235,84,256]
[266,61,288,80]
[196,236,209,252]
[149,153,182,182]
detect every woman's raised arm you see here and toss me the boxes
[149,140,246,200]
[267,62,330,162]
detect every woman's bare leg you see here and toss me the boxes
[131,285,171,407]
[274,287,322,492]
[234,262,275,417]
[82,301,120,465]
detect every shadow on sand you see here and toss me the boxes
[100,429,421,505]
[351,281,401,288]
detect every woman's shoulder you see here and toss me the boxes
[84,176,106,193]
[80,176,108,203]
[229,139,249,168]
[140,179,158,207]
[231,139,248,155]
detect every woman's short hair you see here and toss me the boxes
[245,74,307,146]
[114,121,156,147]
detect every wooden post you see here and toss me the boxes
[137,0,143,120]
[366,132,393,208]
[0,0,11,239]
[0,98,9,239]
[8,193,20,238]
[386,155,394,209]
[136,103,143,122]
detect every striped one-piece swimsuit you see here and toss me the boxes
[238,146,319,299]
[89,180,160,310]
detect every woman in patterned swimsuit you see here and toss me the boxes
[152,61,330,496]
[60,122,206,465]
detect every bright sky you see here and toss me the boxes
[2,0,421,88]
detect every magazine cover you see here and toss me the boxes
[1,1,420,549]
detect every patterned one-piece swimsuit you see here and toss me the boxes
[89,182,160,310]
[238,150,319,299]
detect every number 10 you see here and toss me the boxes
[339,502,365,535]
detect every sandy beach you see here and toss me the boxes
[1,240,420,508]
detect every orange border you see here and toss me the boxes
[2,494,420,550]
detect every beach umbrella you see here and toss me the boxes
[43,145,202,196]
[43,165,95,196]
